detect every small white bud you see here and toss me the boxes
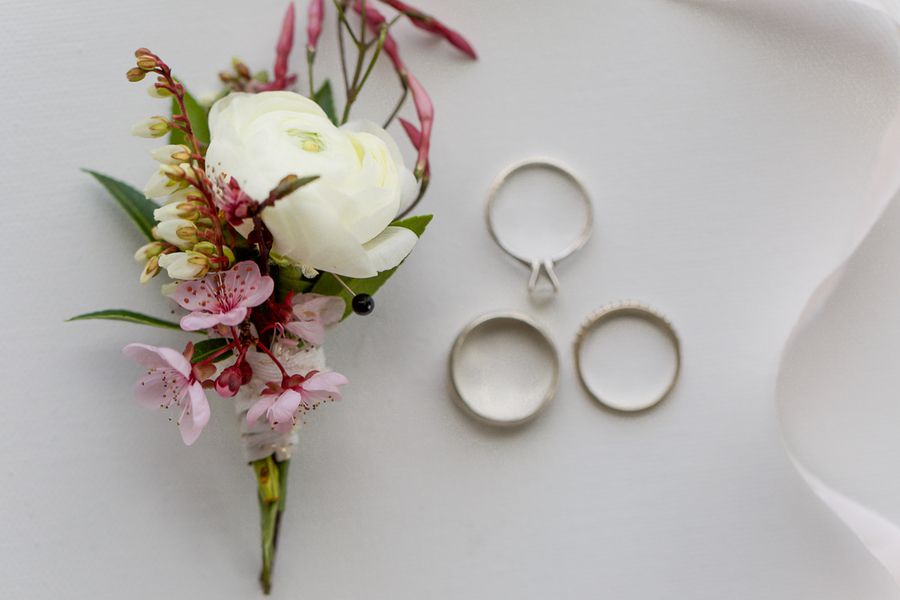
[143,168,183,200]
[134,241,166,263]
[151,144,191,165]
[139,255,161,284]
[163,186,204,205]
[147,84,172,99]
[131,116,169,138]
[158,251,209,280]
[156,218,198,249]
[154,201,200,222]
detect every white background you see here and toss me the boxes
[3,0,900,598]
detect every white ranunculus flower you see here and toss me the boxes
[205,91,419,278]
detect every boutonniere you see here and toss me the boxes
[71,1,474,592]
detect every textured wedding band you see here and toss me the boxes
[485,158,593,293]
[574,301,681,412]
[450,311,559,426]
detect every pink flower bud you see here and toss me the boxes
[259,3,298,92]
[215,364,244,398]
[399,118,430,181]
[441,28,477,60]
[273,3,295,89]
[307,0,324,53]
[406,73,433,179]
[398,117,421,147]
[353,1,405,75]
[377,0,477,59]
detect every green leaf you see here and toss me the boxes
[83,170,157,240]
[66,309,182,330]
[314,80,338,125]
[273,264,314,301]
[310,214,433,319]
[191,338,232,363]
[392,213,432,238]
[169,86,210,147]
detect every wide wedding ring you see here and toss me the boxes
[450,311,559,426]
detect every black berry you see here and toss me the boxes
[351,293,374,315]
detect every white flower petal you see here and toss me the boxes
[397,168,420,216]
[362,226,418,273]
[262,197,376,278]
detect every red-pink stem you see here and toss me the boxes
[256,342,291,379]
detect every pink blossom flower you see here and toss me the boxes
[169,261,274,331]
[217,176,255,226]
[307,0,324,53]
[285,293,345,346]
[123,343,210,445]
[377,0,477,59]
[246,371,349,433]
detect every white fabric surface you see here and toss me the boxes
[3,0,900,598]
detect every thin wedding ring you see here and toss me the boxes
[574,301,681,412]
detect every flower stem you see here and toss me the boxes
[383,75,408,128]
[254,455,291,595]
[307,49,316,97]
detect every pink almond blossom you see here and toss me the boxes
[246,371,349,433]
[169,261,274,331]
[285,293,345,346]
[123,343,210,445]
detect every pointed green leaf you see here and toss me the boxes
[191,338,232,363]
[314,80,338,125]
[310,214,433,318]
[391,214,432,238]
[169,86,210,147]
[273,264,315,301]
[67,309,182,330]
[83,170,157,240]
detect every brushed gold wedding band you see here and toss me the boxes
[574,301,681,412]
